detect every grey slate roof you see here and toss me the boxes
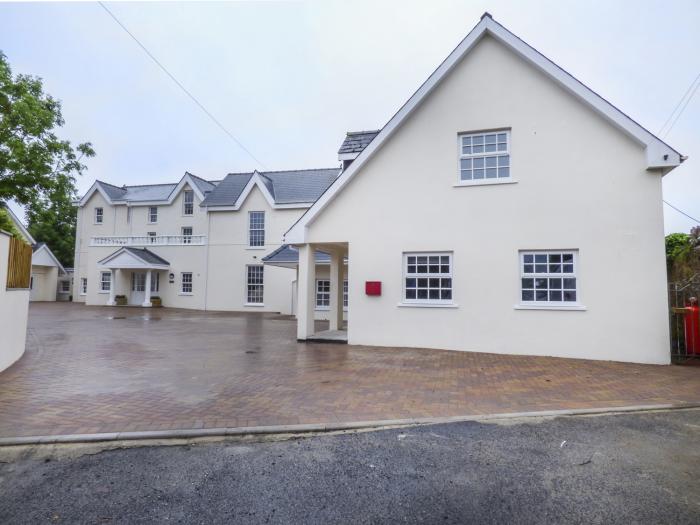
[262,245,331,265]
[124,247,170,266]
[201,168,340,207]
[93,173,219,204]
[338,130,380,155]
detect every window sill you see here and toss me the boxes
[178,292,194,296]
[98,291,110,294]
[245,303,265,307]
[246,247,267,250]
[514,304,586,311]
[397,302,459,309]
[453,179,517,187]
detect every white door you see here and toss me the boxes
[130,272,146,305]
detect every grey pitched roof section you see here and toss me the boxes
[201,168,340,207]
[98,181,128,200]
[186,172,217,196]
[338,130,380,155]
[92,173,219,204]
[262,244,331,264]
[124,247,170,266]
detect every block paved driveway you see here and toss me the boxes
[1,303,699,439]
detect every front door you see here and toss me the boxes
[130,272,146,305]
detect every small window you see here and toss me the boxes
[60,280,71,293]
[131,273,146,292]
[403,253,453,303]
[182,226,193,244]
[148,206,158,223]
[246,265,264,304]
[80,278,87,295]
[248,211,265,247]
[100,271,111,292]
[519,251,578,305]
[94,207,104,224]
[181,272,193,294]
[316,280,330,309]
[343,280,349,309]
[459,130,510,182]
[183,190,194,215]
[147,232,157,243]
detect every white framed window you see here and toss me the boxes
[343,279,348,309]
[60,280,70,293]
[181,272,193,294]
[248,211,265,247]
[131,272,146,292]
[246,265,264,304]
[519,251,578,305]
[316,280,330,309]
[403,253,453,304]
[458,130,510,182]
[100,271,111,292]
[183,190,194,215]
[94,207,104,224]
[147,232,157,243]
[80,277,87,295]
[148,206,158,223]
[151,272,160,293]
[182,226,193,244]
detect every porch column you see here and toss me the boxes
[107,268,116,306]
[142,269,152,307]
[329,249,343,331]
[296,244,316,340]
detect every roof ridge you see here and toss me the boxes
[96,180,127,191]
[260,167,340,174]
[346,130,381,136]
[121,182,179,188]
[185,172,215,184]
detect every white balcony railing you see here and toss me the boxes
[90,235,207,247]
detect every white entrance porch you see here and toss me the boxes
[98,247,169,307]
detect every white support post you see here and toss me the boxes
[329,250,343,331]
[296,244,316,340]
[142,269,152,307]
[107,268,116,306]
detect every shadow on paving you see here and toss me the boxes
[1,410,699,524]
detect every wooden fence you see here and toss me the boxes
[6,236,32,289]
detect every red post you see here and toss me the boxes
[684,298,700,355]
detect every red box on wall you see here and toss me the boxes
[365,281,382,296]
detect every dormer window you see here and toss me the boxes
[458,130,510,183]
[183,190,194,215]
[94,207,103,224]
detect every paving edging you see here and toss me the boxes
[2,403,698,447]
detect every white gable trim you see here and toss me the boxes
[98,247,169,270]
[2,205,35,244]
[32,244,66,275]
[285,13,684,244]
[167,173,207,204]
[78,181,122,207]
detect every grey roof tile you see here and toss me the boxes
[124,247,170,266]
[338,130,380,155]
[262,244,331,264]
[200,173,253,207]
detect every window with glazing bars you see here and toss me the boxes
[249,211,265,247]
[183,190,194,215]
[246,265,264,303]
[403,253,453,303]
[459,131,510,181]
[520,251,578,304]
[181,272,193,293]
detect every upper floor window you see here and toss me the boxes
[520,251,578,305]
[403,253,453,304]
[183,190,194,215]
[148,206,158,223]
[182,226,193,244]
[94,207,104,224]
[249,211,265,247]
[459,130,510,182]
[147,232,157,243]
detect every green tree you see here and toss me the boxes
[0,205,23,239]
[0,50,94,206]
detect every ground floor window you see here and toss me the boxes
[519,251,578,304]
[100,271,111,292]
[316,279,349,310]
[246,265,264,304]
[181,272,193,294]
[60,280,70,293]
[80,278,87,295]
[131,272,145,292]
[151,272,160,293]
[403,252,453,303]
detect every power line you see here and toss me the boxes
[98,1,266,169]
[658,71,700,139]
[664,200,700,224]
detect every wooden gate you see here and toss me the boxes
[6,236,32,289]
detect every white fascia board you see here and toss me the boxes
[285,15,683,243]
[233,172,277,209]
[167,173,207,203]
[33,244,66,274]
[78,181,115,207]
[338,152,359,161]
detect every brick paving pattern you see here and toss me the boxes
[0,303,699,438]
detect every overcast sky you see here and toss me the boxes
[1,0,698,233]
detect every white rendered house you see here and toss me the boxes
[73,170,340,314]
[284,14,684,364]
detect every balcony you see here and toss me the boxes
[90,235,207,247]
